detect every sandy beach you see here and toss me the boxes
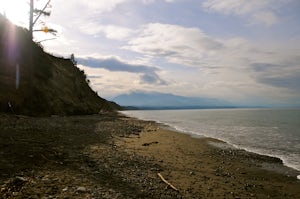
[118,123,300,198]
[1,113,300,198]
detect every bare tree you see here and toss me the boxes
[29,0,56,40]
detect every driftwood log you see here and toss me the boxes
[157,173,179,191]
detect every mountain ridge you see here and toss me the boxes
[113,91,234,109]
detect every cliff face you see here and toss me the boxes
[0,15,120,116]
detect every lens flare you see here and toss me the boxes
[16,64,20,89]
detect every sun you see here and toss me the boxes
[0,0,29,27]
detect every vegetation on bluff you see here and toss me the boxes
[0,15,121,116]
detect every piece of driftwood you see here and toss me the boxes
[41,154,50,161]
[142,141,159,146]
[157,173,179,191]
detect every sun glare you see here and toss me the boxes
[0,0,29,27]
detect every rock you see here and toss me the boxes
[41,177,51,183]
[77,186,87,193]
[12,192,19,196]
[42,196,54,199]
[12,176,27,185]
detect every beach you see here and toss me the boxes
[118,124,300,198]
[1,113,300,198]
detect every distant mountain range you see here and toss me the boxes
[113,91,235,110]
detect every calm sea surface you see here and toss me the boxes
[122,109,300,172]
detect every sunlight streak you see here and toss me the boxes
[16,64,20,89]
[4,23,19,64]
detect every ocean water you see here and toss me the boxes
[122,108,300,172]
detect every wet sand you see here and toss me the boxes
[1,113,300,198]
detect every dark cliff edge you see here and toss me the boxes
[0,15,121,116]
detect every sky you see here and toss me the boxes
[1,0,300,106]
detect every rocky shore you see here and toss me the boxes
[1,113,300,198]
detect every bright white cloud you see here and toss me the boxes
[57,0,128,13]
[124,23,224,68]
[77,65,139,98]
[202,0,280,26]
[202,0,271,15]
[102,25,134,40]
[78,23,134,40]
[84,0,127,11]
[124,23,222,66]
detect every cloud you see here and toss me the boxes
[77,56,167,85]
[76,65,142,98]
[70,0,128,13]
[100,25,133,40]
[258,76,300,91]
[85,1,125,11]
[77,56,156,73]
[141,73,165,85]
[123,23,223,67]
[143,0,176,3]
[252,63,280,72]
[142,0,155,4]
[202,0,280,26]
[202,0,270,15]
[78,23,134,40]
[251,60,300,92]
[253,11,278,26]
[87,75,102,79]
[121,22,300,102]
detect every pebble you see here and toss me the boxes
[189,171,195,175]
[12,192,19,196]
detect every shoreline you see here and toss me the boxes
[117,115,300,198]
[179,127,300,175]
[122,111,300,175]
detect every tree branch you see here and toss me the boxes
[32,0,51,27]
